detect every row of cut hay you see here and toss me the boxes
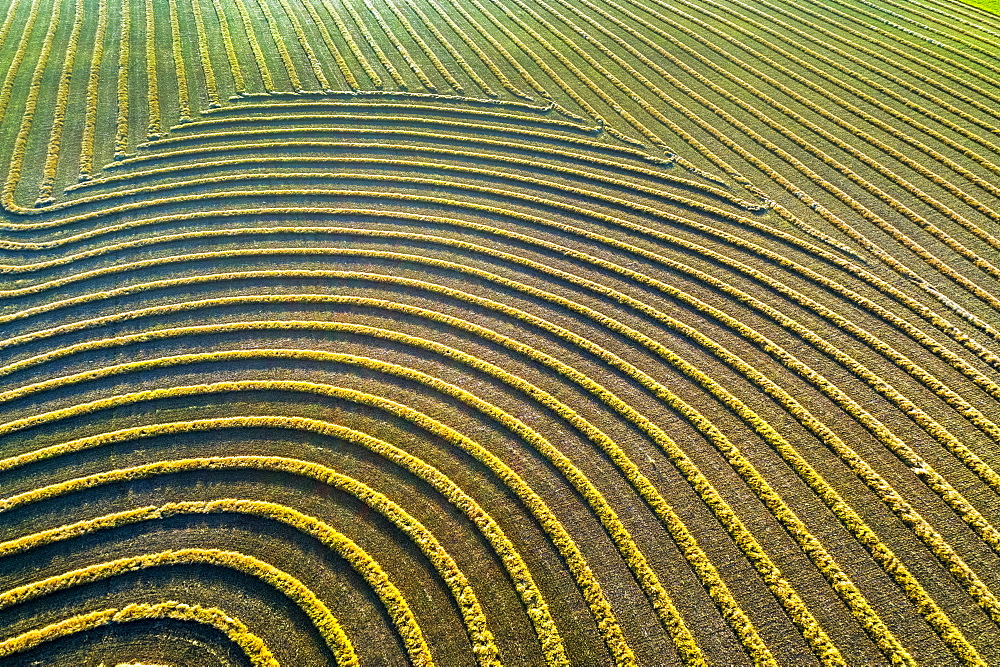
[3,0,1000,663]
[6,212,999,515]
[1,217,992,660]
[1,313,791,662]
[451,0,999,328]
[0,294,952,664]
[0,601,278,665]
[0,253,992,664]
[580,0,1000,320]
[0,382,616,654]
[13,147,992,452]
[0,392,600,664]
[0,206,796,664]
[664,0,1000,268]
[3,144,996,500]
[0,400,555,657]
[1,153,992,486]
[0,342,720,660]
[0,231,964,664]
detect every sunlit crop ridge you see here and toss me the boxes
[1,0,999,663]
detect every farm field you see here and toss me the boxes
[0,0,999,664]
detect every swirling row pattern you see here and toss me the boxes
[1,0,999,664]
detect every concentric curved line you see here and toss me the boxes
[0,548,359,666]
[0,290,990,663]
[7,241,1000,656]
[1,434,575,664]
[0,497,492,665]
[0,601,279,665]
[3,0,1000,663]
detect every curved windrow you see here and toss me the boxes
[1,0,1000,664]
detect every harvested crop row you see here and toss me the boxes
[2,0,1000,664]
